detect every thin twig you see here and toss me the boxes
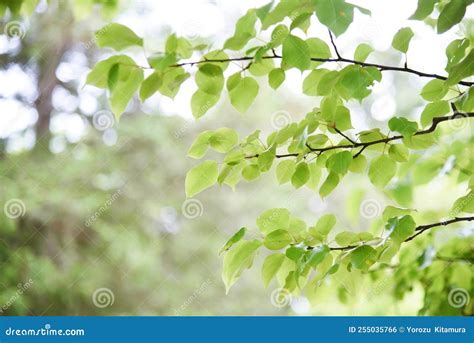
[246,113,474,160]
[306,216,474,252]
[168,55,473,87]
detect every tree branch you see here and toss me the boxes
[404,216,474,242]
[246,113,474,160]
[328,30,341,59]
[307,216,474,252]
[170,55,473,87]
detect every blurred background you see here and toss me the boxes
[0,0,472,315]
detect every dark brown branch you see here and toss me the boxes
[328,30,341,59]
[404,216,474,242]
[246,113,474,160]
[307,216,474,252]
[170,55,473,87]
[369,255,473,272]
[334,127,356,144]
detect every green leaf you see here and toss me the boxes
[336,65,379,101]
[391,27,414,53]
[188,131,213,159]
[303,69,329,96]
[191,90,220,119]
[307,162,322,190]
[87,55,134,88]
[314,0,354,36]
[437,0,468,34]
[368,155,397,188]
[350,245,377,269]
[326,151,352,175]
[319,172,340,198]
[159,67,190,99]
[313,214,336,237]
[148,53,176,70]
[249,58,274,77]
[264,229,292,250]
[209,128,239,153]
[382,206,414,221]
[286,246,306,261]
[388,117,418,138]
[269,24,290,48]
[203,50,230,70]
[276,160,297,185]
[335,231,358,246]
[224,9,257,50]
[307,245,330,267]
[349,155,367,173]
[196,64,224,95]
[185,160,218,197]
[420,101,450,127]
[446,50,474,86]
[258,146,276,172]
[420,79,448,101]
[242,164,261,181]
[108,63,144,117]
[410,0,437,20]
[222,240,262,293]
[379,241,401,264]
[282,34,311,71]
[262,253,285,288]
[140,71,162,101]
[260,0,300,30]
[317,70,340,95]
[95,23,143,51]
[219,227,247,255]
[291,162,310,188]
[402,134,436,150]
[354,43,373,62]
[306,37,331,59]
[256,208,290,234]
[268,68,286,89]
[388,144,409,162]
[291,13,312,33]
[452,191,474,214]
[386,215,416,244]
[228,76,259,113]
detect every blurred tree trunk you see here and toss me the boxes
[34,1,73,146]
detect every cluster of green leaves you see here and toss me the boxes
[86,0,474,313]
[220,211,473,315]
[390,235,474,315]
[219,204,471,303]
